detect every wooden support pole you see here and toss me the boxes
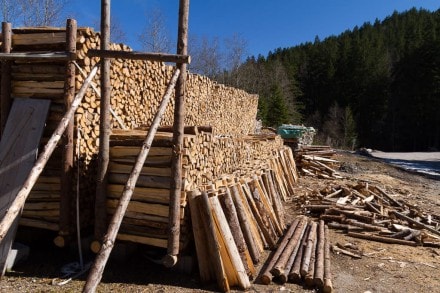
[0,22,11,136]
[57,18,77,247]
[0,66,99,243]
[301,221,317,277]
[165,0,189,268]
[94,0,111,244]
[83,69,180,293]
[288,223,310,282]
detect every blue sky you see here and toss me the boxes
[69,0,440,58]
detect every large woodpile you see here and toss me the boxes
[0,25,260,243]
[107,128,296,253]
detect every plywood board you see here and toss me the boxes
[0,98,50,275]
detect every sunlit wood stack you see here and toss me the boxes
[107,128,299,256]
[0,24,260,241]
[294,145,342,179]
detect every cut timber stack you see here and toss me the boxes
[294,146,342,179]
[108,128,298,255]
[301,181,440,248]
[0,24,260,242]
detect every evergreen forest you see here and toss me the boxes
[224,8,440,151]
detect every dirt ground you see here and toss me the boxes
[2,151,440,292]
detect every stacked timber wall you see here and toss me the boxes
[0,26,260,236]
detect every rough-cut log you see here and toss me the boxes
[301,221,317,277]
[230,184,260,264]
[219,188,255,278]
[166,0,190,267]
[279,218,308,284]
[188,190,213,282]
[260,217,301,285]
[314,220,325,287]
[323,226,333,293]
[199,191,229,292]
[59,18,77,245]
[0,65,99,242]
[210,196,251,290]
[1,22,12,135]
[347,231,418,246]
[288,223,310,282]
[83,68,179,293]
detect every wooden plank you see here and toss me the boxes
[0,98,50,275]
[12,32,66,46]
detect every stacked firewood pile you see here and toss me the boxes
[1,25,259,237]
[294,145,343,179]
[260,217,333,293]
[301,181,440,248]
[107,128,297,254]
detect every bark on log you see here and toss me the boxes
[166,0,189,267]
[288,223,310,282]
[260,217,301,285]
[347,231,418,246]
[323,226,333,293]
[301,221,317,277]
[314,220,325,287]
[219,189,255,278]
[230,184,260,264]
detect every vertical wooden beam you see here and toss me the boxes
[55,18,77,248]
[94,0,111,245]
[0,22,12,136]
[165,0,189,268]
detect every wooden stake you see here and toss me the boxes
[94,0,112,244]
[83,69,180,293]
[166,0,189,267]
[59,18,77,244]
[0,22,11,135]
[0,66,99,243]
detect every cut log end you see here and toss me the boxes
[53,235,65,248]
[324,279,334,293]
[260,274,272,285]
[90,240,101,254]
[162,254,178,268]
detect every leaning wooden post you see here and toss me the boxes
[94,0,111,246]
[0,66,99,242]
[55,18,77,248]
[0,22,11,136]
[165,0,189,268]
[83,69,180,293]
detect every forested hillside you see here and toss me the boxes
[228,8,440,151]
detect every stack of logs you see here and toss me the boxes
[188,165,294,291]
[2,25,260,238]
[294,145,342,179]
[107,128,298,258]
[8,27,97,232]
[302,181,440,248]
[260,217,333,293]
